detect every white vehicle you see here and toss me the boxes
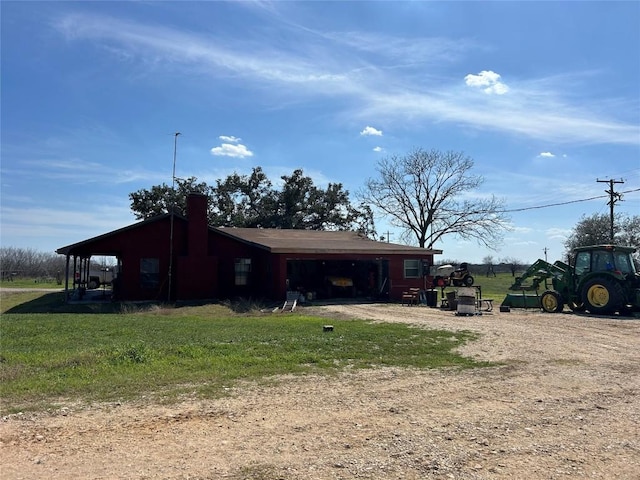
[73,268,114,289]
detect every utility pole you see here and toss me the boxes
[168,132,181,302]
[543,247,548,262]
[597,178,623,243]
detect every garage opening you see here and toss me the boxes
[286,259,389,300]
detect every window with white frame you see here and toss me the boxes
[404,259,420,278]
[235,258,252,286]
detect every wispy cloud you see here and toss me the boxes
[538,152,555,158]
[219,135,241,143]
[0,203,135,243]
[53,12,639,146]
[10,157,164,185]
[545,227,571,241]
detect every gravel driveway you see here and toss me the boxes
[1,304,639,479]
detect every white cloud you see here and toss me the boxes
[360,126,383,136]
[210,143,254,158]
[465,70,509,95]
[373,146,383,152]
[539,152,555,158]
[219,135,240,143]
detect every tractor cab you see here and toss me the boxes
[573,245,638,278]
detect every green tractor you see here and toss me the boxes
[503,245,640,315]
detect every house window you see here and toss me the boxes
[404,259,421,279]
[140,258,159,288]
[235,258,252,286]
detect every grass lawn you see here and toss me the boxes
[0,278,62,289]
[434,272,518,303]
[0,291,491,413]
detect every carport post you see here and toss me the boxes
[63,255,70,302]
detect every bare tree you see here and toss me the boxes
[501,256,524,277]
[483,255,496,277]
[359,148,510,249]
[0,247,66,280]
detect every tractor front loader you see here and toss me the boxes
[503,245,640,315]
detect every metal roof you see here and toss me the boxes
[214,227,441,255]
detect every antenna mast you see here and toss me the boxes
[168,132,181,302]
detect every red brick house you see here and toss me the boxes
[56,194,441,302]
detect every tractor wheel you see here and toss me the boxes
[581,277,624,314]
[540,290,564,313]
[463,275,474,287]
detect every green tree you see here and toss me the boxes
[359,148,509,248]
[129,168,375,235]
[210,167,276,227]
[273,169,374,234]
[129,177,212,220]
[564,212,640,258]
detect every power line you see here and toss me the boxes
[501,188,639,213]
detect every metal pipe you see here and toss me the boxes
[167,132,181,302]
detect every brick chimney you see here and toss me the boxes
[186,193,208,257]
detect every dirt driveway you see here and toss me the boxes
[1,304,639,479]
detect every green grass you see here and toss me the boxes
[0,291,489,413]
[438,272,518,302]
[0,278,62,289]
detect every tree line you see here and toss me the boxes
[130,149,511,250]
[0,247,67,281]
[2,148,638,278]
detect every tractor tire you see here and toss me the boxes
[581,277,624,314]
[540,290,564,313]
[463,275,474,287]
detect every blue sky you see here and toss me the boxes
[1,1,639,264]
